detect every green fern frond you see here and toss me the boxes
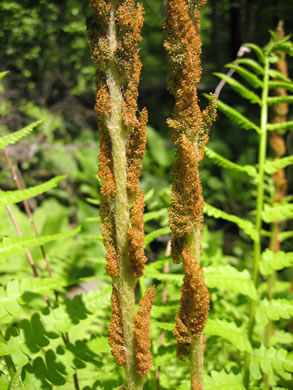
[266,121,293,131]
[0,71,9,81]
[151,304,178,318]
[204,147,257,178]
[204,319,252,353]
[204,371,246,390]
[203,265,257,299]
[268,81,293,92]
[143,208,168,223]
[271,331,293,346]
[250,345,293,381]
[225,63,263,88]
[0,226,81,257]
[153,321,174,331]
[262,203,293,223]
[0,175,66,207]
[88,336,111,354]
[279,231,293,243]
[267,97,293,106]
[144,227,170,246]
[204,94,260,132]
[144,272,182,287]
[213,72,262,105]
[264,155,293,174]
[256,299,293,324]
[245,43,266,64]
[268,69,291,82]
[260,249,293,276]
[204,203,258,241]
[0,120,44,149]
[235,58,264,75]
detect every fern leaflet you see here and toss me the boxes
[0,120,44,149]
[266,120,293,130]
[204,203,258,241]
[0,175,66,207]
[204,371,246,390]
[235,58,264,75]
[204,319,252,353]
[225,63,263,88]
[256,299,293,324]
[260,249,293,275]
[245,43,265,64]
[268,81,293,92]
[204,94,260,132]
[262,203,293,223]
[264,155,293,174]
[250,345,293,381]
[204,147,257,178]
[213,72,262,105]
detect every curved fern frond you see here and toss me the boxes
[204,203,258,241]
[204,371,246,390]
[235,58,264,75]
[0,175,66,207]
[204,94,260,132]
[256,299,293,324]
[267,97,293,106]
[225,63,263,88]
[0,226,81,257]
[213,72,262,105]
[264,155,293,174]
[245,43,265,64]
[203,265,257,299]
[268,69,291,82]
[262,203,293,223]
[204,147,257,178]
[250,345,293,381]
[204,319,252,353]
[266,121,293,132]
[260,249,293,276]
[0,120,44,149]
[268,81,293,92]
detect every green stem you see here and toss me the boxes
[187,226,204,388]
[107,5,142,389]
[243,58,270,389]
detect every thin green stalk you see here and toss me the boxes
[244,57,270,388]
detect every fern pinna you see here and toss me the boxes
[204,31,293,388]
[163,0,216,388]
[87,1,154,388]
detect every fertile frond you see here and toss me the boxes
[204,147,257,178]
[260,249,293,276]
[0,175,66,207]
[214,73,262,105]
[204,319,252,353]
[264,155,293,174]
[204,371,246,390]
[0,120,43,149]
[204,94,260,132]
[256,299,293,324]
[203,265,257,299]
[204,203,257,241]
[0,226,81,258]
[250,345,293,381]
[262,203,293,223]
[225,63,263,88]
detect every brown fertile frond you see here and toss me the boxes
[128,190,147,278]
[134,286,155,376]
[108,288,126,365]
[173,246,209,355]
[192,377,202,390]
[126,108,148,195]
